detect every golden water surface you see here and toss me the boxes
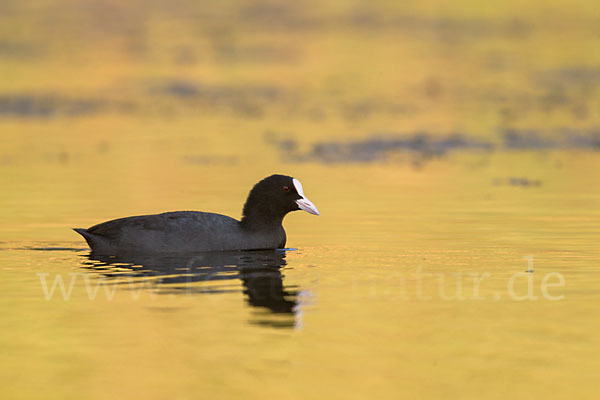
[1,1,600,399]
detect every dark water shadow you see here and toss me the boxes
[80,249,303,329]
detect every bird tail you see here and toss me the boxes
[73,228,95,249]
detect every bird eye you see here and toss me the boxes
[283,186,290,192]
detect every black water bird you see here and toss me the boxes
[74,174,319,254]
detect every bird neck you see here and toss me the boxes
[240,206,285,231]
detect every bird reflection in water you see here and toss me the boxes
[80,249,306,329]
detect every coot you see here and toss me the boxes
[74,174,319,254]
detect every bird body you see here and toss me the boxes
[75,211,286,253]
[74,175,318,254]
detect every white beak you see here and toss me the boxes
[293,178,320,216]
